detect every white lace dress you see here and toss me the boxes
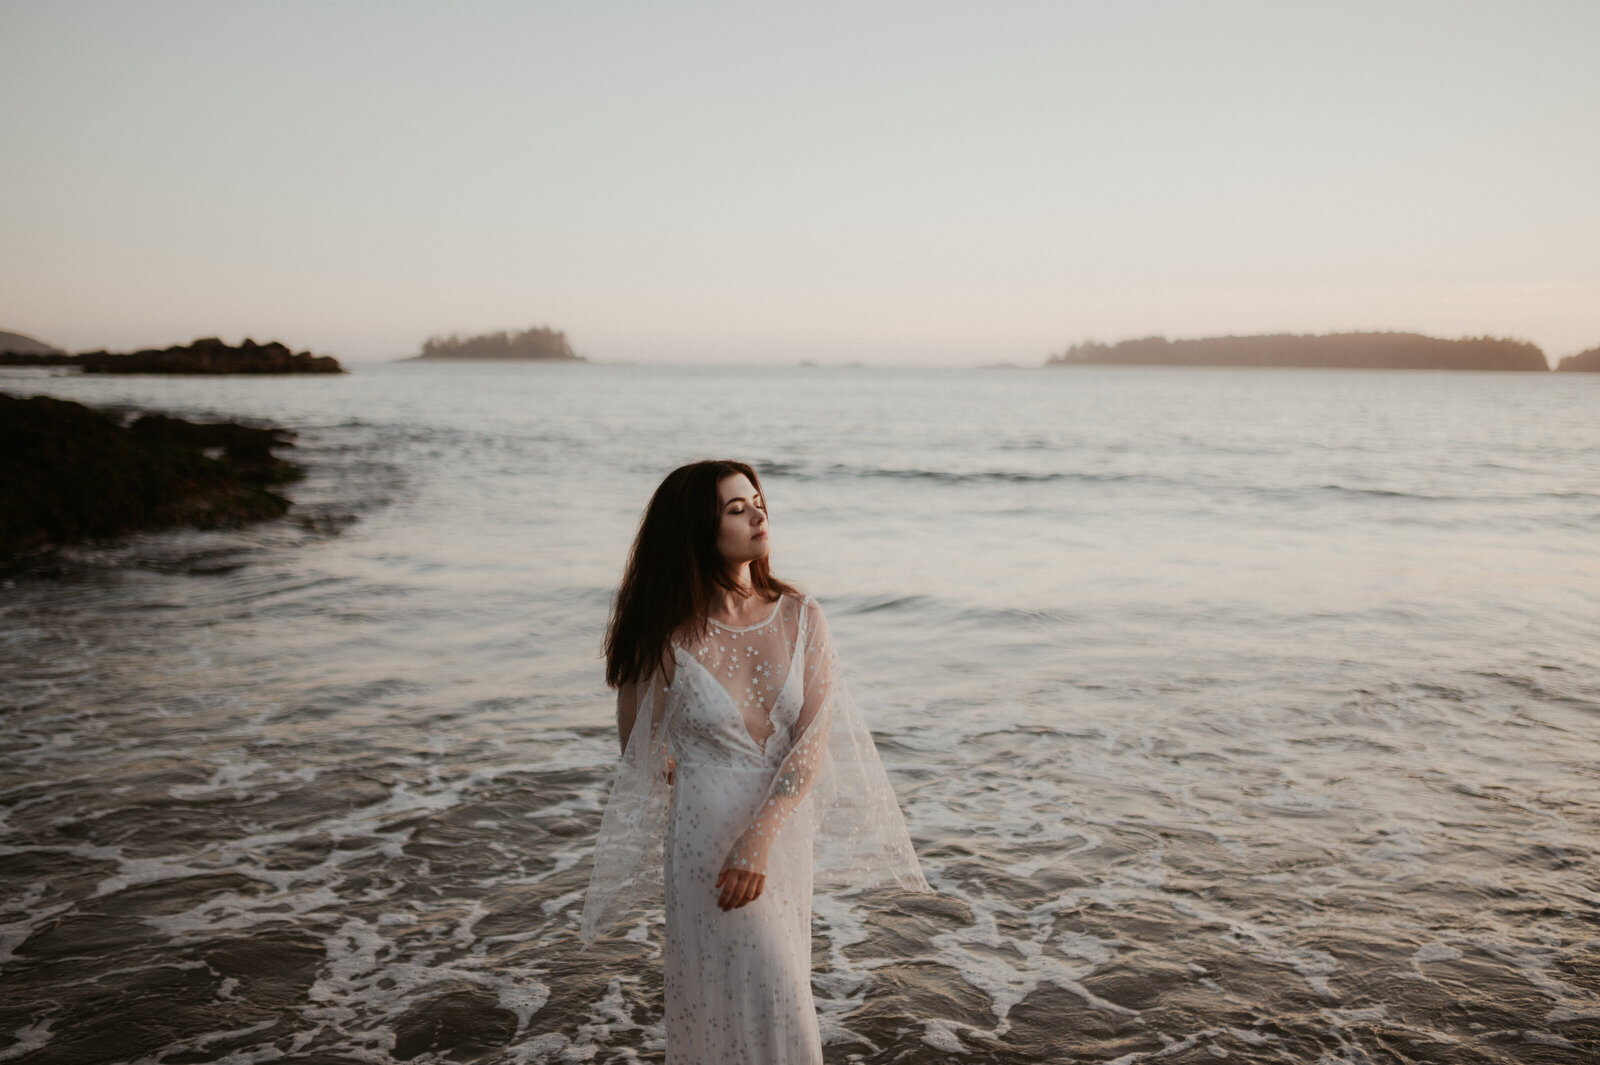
[580,593,929,1065]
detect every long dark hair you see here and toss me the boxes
[604,459,799,689]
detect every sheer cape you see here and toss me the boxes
[579,594,930,947]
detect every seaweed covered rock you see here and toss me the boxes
[0,393,301,557]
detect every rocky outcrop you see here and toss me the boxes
[0,337,342,373]
[411,326,584,361]
[0,393,302,558]
[74,337,344,374]
[1047,332,1549,371]
[1555,345,1600,372]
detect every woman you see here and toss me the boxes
[580,459,930,1064]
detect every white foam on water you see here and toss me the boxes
[1411,941,1463,963]
[547,976,665,1064]
[124,1019,279,1065]
[1168,895,1344,1000]
[1104,1026,1224,1064]
[1318,1005,1387,1027]
[810,891,880,1050]
[0,1017,55,1062]
[166,757,279,799]
[920,1016,971,1053]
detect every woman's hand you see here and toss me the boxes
[716,830,768,910]
[714,866,765,911]
[664,757,676,786]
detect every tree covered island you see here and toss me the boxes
[1047,332,1549,371]
[1556,344,1600,372]
[411,326,585,361]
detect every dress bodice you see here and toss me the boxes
[665,595,806,770]
[579,591,931,951]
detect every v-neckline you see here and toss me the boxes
[674,628,801,755]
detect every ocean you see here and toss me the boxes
[2,361,1597,1063]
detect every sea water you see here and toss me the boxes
[2,361,1597,1063]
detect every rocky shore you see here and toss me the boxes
[0,393,302,558]
[0,337,343,374]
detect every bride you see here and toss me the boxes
[580,459,930,1064]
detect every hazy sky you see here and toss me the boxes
[3,1,1597,366]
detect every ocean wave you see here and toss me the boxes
[761,462,1153,486]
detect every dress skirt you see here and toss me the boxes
[663,761,822,1065]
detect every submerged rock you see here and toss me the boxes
[0,392,302,558]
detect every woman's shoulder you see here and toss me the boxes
[776,588,821,615]
[782,590,829,633]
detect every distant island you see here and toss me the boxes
[0,336,344,374]
[1556,345,1600,372]
[409,326,584,361]
[1046,332,1549,372]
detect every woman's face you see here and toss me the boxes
[715,473,769,568]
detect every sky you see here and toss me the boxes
[2,1,1597,366]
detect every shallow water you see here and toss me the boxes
[2,362,1598,1063]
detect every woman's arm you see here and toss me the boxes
[615,681,639,755]
[617,659,677,787]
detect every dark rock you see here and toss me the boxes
[129,413,299,484]
[1556,344,1600,372]
[0,351,78,366]
[0,392,301,557]
[72,336,344,374]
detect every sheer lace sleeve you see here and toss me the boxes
[726,597,931,895]
[578,667,673,948]
[722,600,835,875]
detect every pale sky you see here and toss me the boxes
[3,1,1597,366]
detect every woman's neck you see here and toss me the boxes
[709,568,765,624]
